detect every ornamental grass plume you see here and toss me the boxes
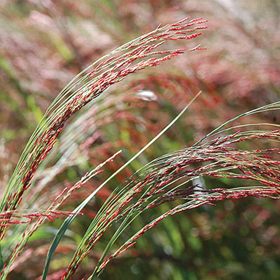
[1,17,206,216]
[0,17,207,279]
[59,105,280,279]
[1,15,280,280]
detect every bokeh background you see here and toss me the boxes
[1,0,280,279]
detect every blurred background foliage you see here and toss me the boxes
[0,0,280,279]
